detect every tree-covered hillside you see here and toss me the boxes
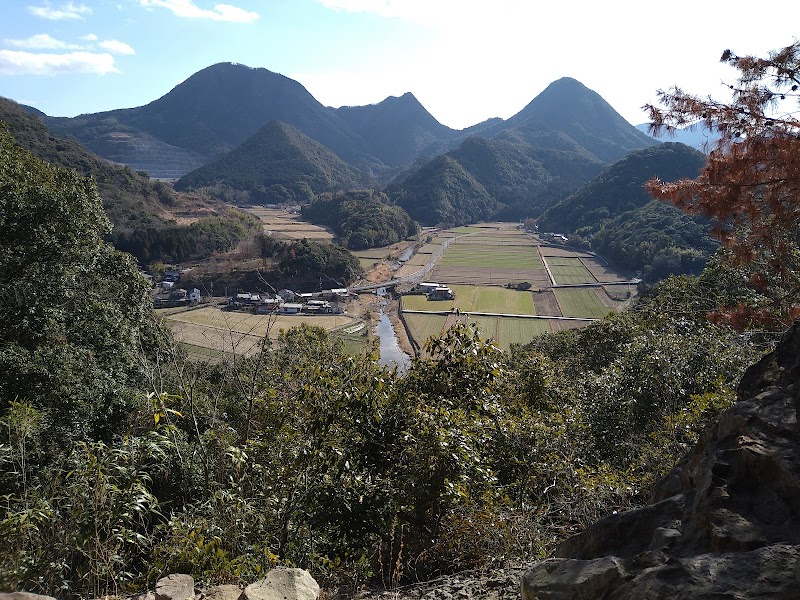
[302,189,419,249]
[0,119,782,598]
[335,92,458,167]
[174,120,366,204]
[390,79,655,226]
[1,97,258,264]
[541,142,715,280]
[389,133,604,226]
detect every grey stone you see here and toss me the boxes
[521,556,626,600]
[527,323,800,599]
[155,573,196,600]
[0,594,57,600]
[243,567,320,600]
[202,585,243,600]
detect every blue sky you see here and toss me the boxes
[1,0,798,129]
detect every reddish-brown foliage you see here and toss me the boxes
[644,42,800,328]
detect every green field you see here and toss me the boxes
[403,284,535,315]
[554,288,613,319]
[416,243,442,254]
[402,313,448,347]
[403,313,552,351]
[545,257,597,285]
[440,245,544,269]
[357,257,381,269]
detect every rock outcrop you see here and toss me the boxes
[522,323,800,599]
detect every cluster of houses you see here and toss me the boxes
[227,288,349,315]
[154,287,202,308]
[418,282,455,301]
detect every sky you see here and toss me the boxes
[1,0,798,130]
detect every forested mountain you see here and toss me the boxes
[540,142,716,280]
[174,120,366,203]
[302,190,419,249]
[31,64,655,199]
[44,62,376,177]
[389,79,655,226]
[0,97,256,264]
[335,92,459,167]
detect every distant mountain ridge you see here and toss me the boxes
[635,122,721,152]
[31,63,653,185]
[335,92,459,167]
[389,78,657,226]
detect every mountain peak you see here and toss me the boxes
[507,76,657,162]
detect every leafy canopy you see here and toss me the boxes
[645,42,800,327]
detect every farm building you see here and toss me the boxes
[280,303,303,314]
[428,286,454,301]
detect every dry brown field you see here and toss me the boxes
[428,265,550,286]
[550,319,593,332]
[243,206,334,241]
[581,257,629,282]
[164,306,358,356]
[532,290,562,316]
[538,245,594,258]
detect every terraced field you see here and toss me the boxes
[244,207,333,240]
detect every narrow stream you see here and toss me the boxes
[397,245,415,262]
[375,308,411,372]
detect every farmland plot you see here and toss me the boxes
[164,306,358,356]
[544,257,597,285]
[403,285,535,315]
[554,288,613,319]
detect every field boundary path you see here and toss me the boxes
[402,309,596,322]
[350,231,477,292]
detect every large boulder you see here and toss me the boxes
[522,322,800,599]
[243,568,319,600]
[155,574,196,600]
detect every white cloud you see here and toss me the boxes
[99,39,136,55]
[4,34,82,50]
[80,33,99,41]
[139,0,259,22]
[27,2,92,20]
[0,50,118,75]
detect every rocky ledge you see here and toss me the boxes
[522,322,800,599]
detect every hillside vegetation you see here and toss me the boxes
[174,121,366,204]
[1,123,776,596]
[541,142,716,280]
[302,189,420,249]
[390,78,656,226]
[1,97,258,264]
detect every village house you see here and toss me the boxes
[428,286,454,301]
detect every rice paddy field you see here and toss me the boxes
[400,223,634,352]
[439,245,544,269]
[403,312,556,351]
[553,288,615,319]
[402,284,536,315]
[544,257,598,285]
[162,306,361,357]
